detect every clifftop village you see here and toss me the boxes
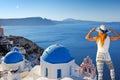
[0,27,97,80]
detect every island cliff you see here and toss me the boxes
[0,35,44,66]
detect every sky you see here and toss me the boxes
[0,0,120,22]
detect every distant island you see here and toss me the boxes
[0,17,55,26]
[0,17,120,26]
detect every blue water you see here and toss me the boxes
[3,23,120,80]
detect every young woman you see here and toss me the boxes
[85,25,120,80]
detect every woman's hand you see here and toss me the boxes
[85,28,97,41]
[90,28,96,32]
[109,28,120,40]
[109,29,115,32]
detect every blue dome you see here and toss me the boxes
[4,48,24,64]
[41,44,73,64]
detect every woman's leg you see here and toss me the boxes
[105,61,115,80]
[97,61,104,80]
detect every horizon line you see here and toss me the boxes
[0,16,119,23]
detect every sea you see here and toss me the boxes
[3,23,120,80]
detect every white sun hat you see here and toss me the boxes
[96,24,111,34]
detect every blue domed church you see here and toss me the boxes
[3,47,24,71]
[40,44,76,79]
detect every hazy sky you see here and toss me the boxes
[0,0,120,22]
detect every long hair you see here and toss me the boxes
[96,32,107,47]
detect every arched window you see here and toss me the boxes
[89,68,91,73]
[45,68,48,77]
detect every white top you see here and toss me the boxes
[97,36,110,53]
[96,36,111,61]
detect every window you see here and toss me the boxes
[84,67,87,72]
[69,66,72,75]
[45,68,48,77]
[89,68,91,73]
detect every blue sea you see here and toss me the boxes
[3,23,120,80]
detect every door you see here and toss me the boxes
[57,69,61,78]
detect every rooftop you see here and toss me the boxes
[40,44,73,64]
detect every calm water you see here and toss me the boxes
[3,23,120,80]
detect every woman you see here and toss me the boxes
[85,25,120,80]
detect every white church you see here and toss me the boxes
[40,44,76,79]
[0,44,97,80]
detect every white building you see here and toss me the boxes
[2,47,25,71]
[40,44,76,80]
[0,47,26,80]
[0,44,97,80]
[0,47,33,80]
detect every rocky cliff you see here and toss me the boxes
[6,35,44,66]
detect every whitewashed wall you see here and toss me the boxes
[2,61,25,71]
[40,60,75,80]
